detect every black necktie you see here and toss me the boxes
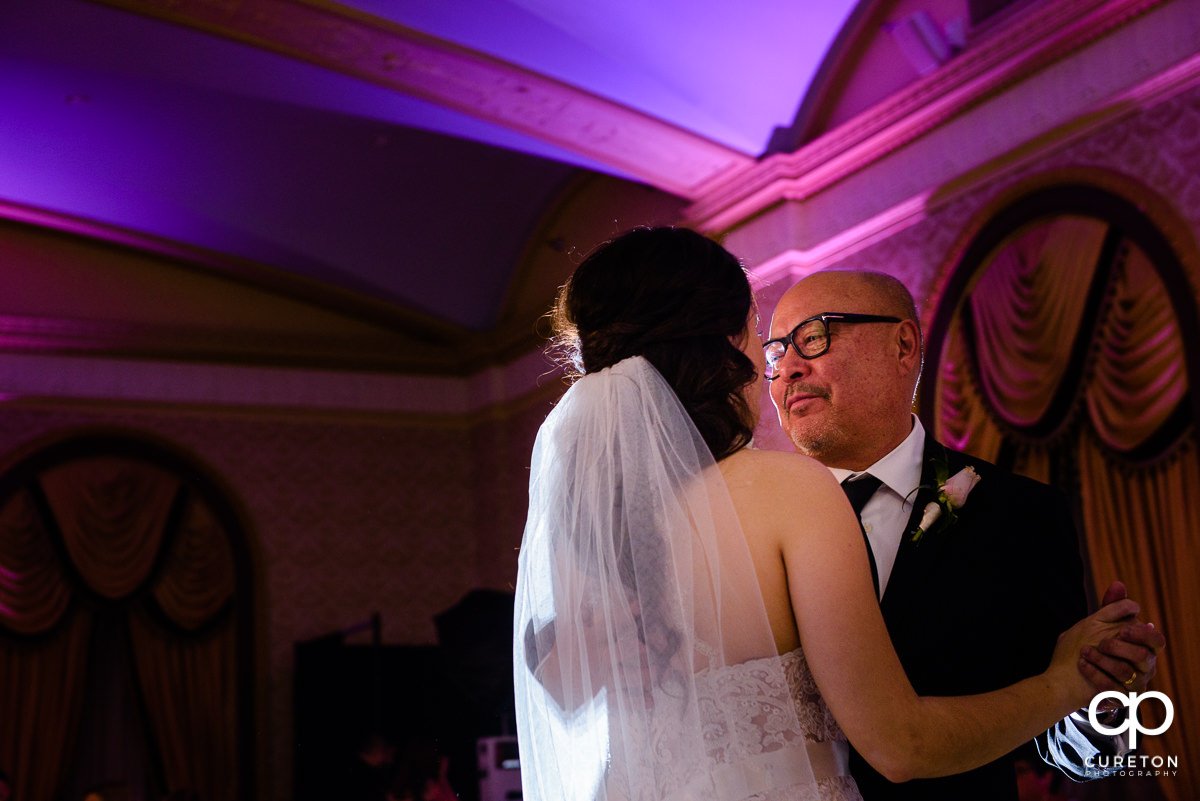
[841,474,883,598]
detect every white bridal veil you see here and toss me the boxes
[514,357,819,801]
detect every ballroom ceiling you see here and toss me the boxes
[0,0,902,368]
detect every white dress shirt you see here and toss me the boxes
[829,415,926,598]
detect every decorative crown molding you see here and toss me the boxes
[686,0,1166,231]
[87,0,753,199]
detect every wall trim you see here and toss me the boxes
[688,0,1167,232]
[739,36,1200,283]
[0,347,565,420]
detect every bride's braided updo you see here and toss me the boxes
[551,226,757,461]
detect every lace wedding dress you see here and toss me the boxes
[693,646,862,801]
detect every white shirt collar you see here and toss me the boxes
[829,415,926,500]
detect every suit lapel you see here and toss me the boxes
[880,435,952,619]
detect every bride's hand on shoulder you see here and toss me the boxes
[1049,598,1140,708]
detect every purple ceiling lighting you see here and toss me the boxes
[0,0,863,338]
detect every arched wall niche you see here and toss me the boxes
[0,425,259,801]
[920,174,1198,801]
[921,174,1200,454]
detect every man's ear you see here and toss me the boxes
[896,319,922,373]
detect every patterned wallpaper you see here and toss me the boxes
[0,391,559,800]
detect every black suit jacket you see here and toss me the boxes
[848,434,1088,801]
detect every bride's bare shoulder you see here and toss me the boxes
[720,448,847,549]
[719,447,838,493]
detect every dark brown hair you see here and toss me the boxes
[552,226,756,460]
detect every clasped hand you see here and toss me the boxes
[1052,581,1166,713]
[1079,580,1165,696]
[1051,597,1139,709]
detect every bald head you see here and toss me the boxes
[857,272,920,329]
[767,270,924,470]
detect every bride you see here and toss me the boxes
[513,227,1136,801]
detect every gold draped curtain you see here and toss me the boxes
[0,454,239,801]
[935,216,1196,801]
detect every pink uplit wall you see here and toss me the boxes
[745,81,1200,452]
[796,81,1200,320]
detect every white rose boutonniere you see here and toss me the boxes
[911,464,981,545]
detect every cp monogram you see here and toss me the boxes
[1088,690,1174,749]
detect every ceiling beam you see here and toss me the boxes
[88,0,754,199]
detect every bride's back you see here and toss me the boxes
[718,446,857,657]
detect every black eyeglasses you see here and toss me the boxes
[764,312,901,378]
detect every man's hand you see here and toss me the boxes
[1079,580,1165,694]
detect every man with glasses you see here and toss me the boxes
[765,269,1164,801]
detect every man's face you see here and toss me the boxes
[767,273,910,469]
